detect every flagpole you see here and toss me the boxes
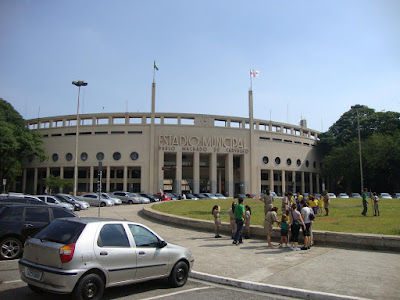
[153,64,155,83]
[250,69,252,90]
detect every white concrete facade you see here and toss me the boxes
[21,109,322,197]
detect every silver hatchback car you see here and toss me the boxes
[19,218,194,300]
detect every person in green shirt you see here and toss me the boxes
[233,198,245,245]
[361,188,369,216]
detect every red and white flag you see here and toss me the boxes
[250,69,259,77]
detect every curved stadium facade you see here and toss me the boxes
[20,108,323,197]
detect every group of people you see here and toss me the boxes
[259,190,316,250]
[362,188,380,217]
[211,189,334,250]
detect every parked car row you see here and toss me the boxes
[335,192,398,199]
[0,203,78,260]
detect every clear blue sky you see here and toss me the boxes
[1,0,399,132]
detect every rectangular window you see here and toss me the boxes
[98,224,130,247]
[25,207,50,223]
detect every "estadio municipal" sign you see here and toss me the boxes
[158,135,249,153]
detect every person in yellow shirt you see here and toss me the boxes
[309,195,317,214]
[318,195,324,215]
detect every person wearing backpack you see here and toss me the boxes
[300,201,313,250]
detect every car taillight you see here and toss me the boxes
[59,243,76,263]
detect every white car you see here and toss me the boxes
[338,193,349,198]
[76,194,114,207]
[379,193,392,199]
[101,193,122,205]
[35,195,75,211]
[351,193,362,198]
[215,193,227,199]
[201,193,218,199]
[131,193,151,204]
[328,193,337,198]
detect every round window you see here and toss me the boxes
[66,153,73,161]
[52,153,58,162]
[262,156,269,164]
[297,159,301,166]
[96,152,104,161]
[286,158,292,166]
[306,160,309,167]
[81,152,88,161]
[130,152,139,161]
[275,157,281,165]
[113,152,121,161]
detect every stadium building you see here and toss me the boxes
[19,85,323,196]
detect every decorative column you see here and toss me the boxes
[175,151,182,193]
[158,151,164,192]
[193,152,200,194]
[301,172,305,194]
[59,167,64,193]
[46,167,50,193]
[89,166,94,193]
[281,170,286,195]
[106,166,110,192]
[309,172,313,194]
[123,166,128,192]
[240,154,249,194]
[210,152,217,194]
[292,171,296,193]
[33,167,38,195]
[316,173,320,194]
[225,153,233,197]
[218,168,222,193]
[269,169,274,192]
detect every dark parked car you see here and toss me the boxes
[194,193,206,199]
[140,193,158,202]
[0,204,78,260]
[0,196,46,205]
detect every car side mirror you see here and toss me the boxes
[159,241,167,248]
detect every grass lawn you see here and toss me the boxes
[152,197,400,236]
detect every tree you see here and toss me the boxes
[43,175,73,191]
[318,106,400,193]
[0,99,46,191]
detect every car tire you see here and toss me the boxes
[72,273,104,300]
[168,261,189,287]
[0,237,23,260]
[28,284,45,293]
[128,200,133,204]
[100,202,106,207]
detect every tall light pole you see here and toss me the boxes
[72,80,88,196]
[351,104,364,194]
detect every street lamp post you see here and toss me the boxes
[351,104,364,194]
[72,80,88,196]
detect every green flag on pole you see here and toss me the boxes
[154,60,159,71]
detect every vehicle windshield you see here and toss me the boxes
[101,194,111,199]
[35,219,85,245]
[127,193,135,197]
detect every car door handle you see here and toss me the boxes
[24,224,34,227]
[138,251,145,255]
[100,251,108,256]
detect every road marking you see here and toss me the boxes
[2,280,23,284]
[140,286,213,300]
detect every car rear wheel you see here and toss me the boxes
[128,200,133,204]
[168,261,189,287]
[0,237,23,260]
[72,273,104,300]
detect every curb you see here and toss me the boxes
[142,204,400,251]
[190,271,370,300]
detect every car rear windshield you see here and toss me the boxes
[35,219,86,245]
